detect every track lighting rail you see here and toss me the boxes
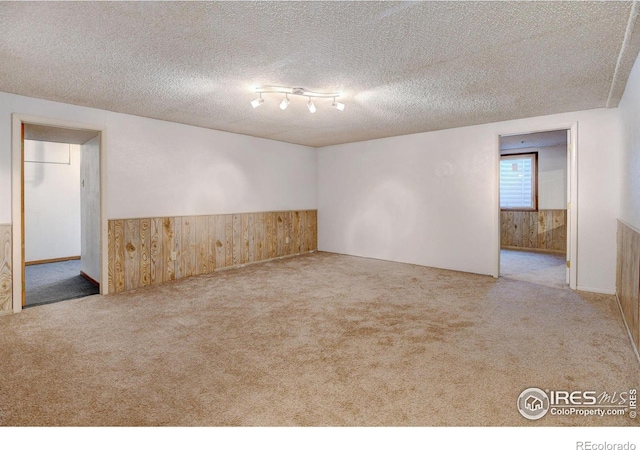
[251,85,345,112]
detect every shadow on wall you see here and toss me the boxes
[24,141,46,188]
[346,179,418,260]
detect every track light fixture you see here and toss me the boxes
[251,93,264,108]
[250,86,344,112]
[307,98,316,113]
[279,94,290,110]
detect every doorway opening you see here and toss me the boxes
[23,126,101,307]
[11,115,106,312]
[497,127,577,289]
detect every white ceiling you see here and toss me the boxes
[24,124,99,145]
[1,1,639,148]
[500,130,567,151]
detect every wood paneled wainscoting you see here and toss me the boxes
[108,210,317,294]
[0,224,11,313]
[616,220,640,355]
[501,210,567,253]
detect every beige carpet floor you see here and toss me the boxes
[0,252,638,426]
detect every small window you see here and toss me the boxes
[500,153,537,210]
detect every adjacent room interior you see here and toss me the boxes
[0,1,639,428]
[22,125,101,307]
[499,130,569,289]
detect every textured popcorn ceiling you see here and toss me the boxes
[1,1,639,148]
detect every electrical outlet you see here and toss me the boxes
[285,236,290,244]
[171,251,177,261]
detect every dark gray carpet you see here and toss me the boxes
[25,259,99,307]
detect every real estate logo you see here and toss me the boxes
[517,387,637,420]
[517,387,550,420]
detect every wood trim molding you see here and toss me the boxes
[80,270,100,288]
[25,256,81,266]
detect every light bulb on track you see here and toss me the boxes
[307,98,316,113]
[251,94,264,108]
[280,94,290,110]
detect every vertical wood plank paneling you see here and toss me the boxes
[255,212,265,261]
[307,210,314,252]
[629,224,639,348]
[113,220,125,292]
[617,220,640,352]
[124,219,140,291]
[500,210,566,252]
[633,227,639,349]
[617,222,623,314]
[139,218,151,288]
[232,214,242,265]
[528,212,538,249]
[291,211,300,254]
[300,210,308,252]
[106,210,317,294]
[214,215,227,269]
[311,210,318,250]
[544,211,553,250]
[505,212,514,247]
[207,215,217,272]
[0,224,12,312]
[108,221,115,294]
[513,211,522,248]
[299,210,308,252]
[520,211,530,248]
[248,213,256,263]
[553,210,566,251]
[173,218,183,279]
[537,211,545,249]
[307,211,314,252]
[181,216,196,279]
[241,213,250,264]
[196,215,209,275]
[150,218,163,285]
[225,215,233,267]
[162,217,175,282]
[500,213,507,247]
[276,212,285,257]
[265,212,275,259]
[282,212,289,255]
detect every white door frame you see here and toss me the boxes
[494,121,578,290]
[11,114,108,312]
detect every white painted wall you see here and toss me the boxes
[24,140,81,261]
[0,90,624,295]
[80,136,100,282]
[618,52,640,230]
[318,108,621,294]
[106,113,317,219]
[501,145,567,210]
[0,92,317,225]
